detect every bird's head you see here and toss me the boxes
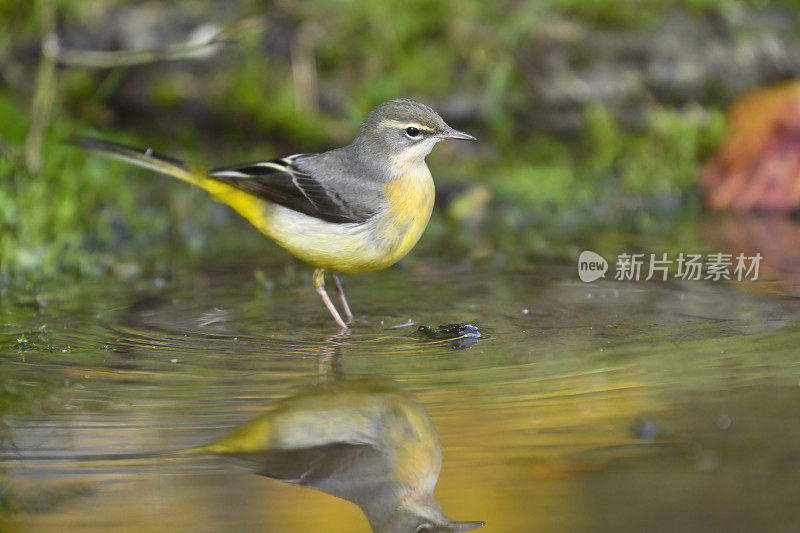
[365,490,484,533]
[354,99,476,174]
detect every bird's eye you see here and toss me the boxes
[405,126,421,138]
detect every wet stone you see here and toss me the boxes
[417,323,482,349]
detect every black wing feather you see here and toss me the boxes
[208,158,372,224]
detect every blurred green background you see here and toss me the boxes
[1,0,798,285]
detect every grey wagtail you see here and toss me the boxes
[183,378,484,532]
[75,99,476,329]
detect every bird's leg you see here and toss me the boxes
[331,272,354,324]
[313,268,348,330]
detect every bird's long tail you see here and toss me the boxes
[71,138,271,232]
[70,137,204,185]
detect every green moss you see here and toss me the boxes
[0,0,783,284]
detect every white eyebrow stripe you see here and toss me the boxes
[377,119,433,132]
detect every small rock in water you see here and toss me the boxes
[417,323,482,349]
[633,417,660,440]
[715,414,732,430]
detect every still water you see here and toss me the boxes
[2,249,800,532]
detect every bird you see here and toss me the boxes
[182,378,484,532]
[74,99,476,329]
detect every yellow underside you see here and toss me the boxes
[184,165,434,273]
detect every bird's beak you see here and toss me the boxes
[439,127,477,141]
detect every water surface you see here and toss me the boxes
[2,251,800,532]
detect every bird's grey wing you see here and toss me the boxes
[222,442,393,498]
[208,154,377,224]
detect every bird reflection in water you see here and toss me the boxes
[186,338,484,532]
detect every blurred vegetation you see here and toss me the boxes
[0,0,795,286]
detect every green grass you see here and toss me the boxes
[0,0,781,285]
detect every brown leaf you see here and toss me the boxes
[701,83,800,212]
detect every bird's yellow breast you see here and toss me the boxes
[377,164,435,267]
